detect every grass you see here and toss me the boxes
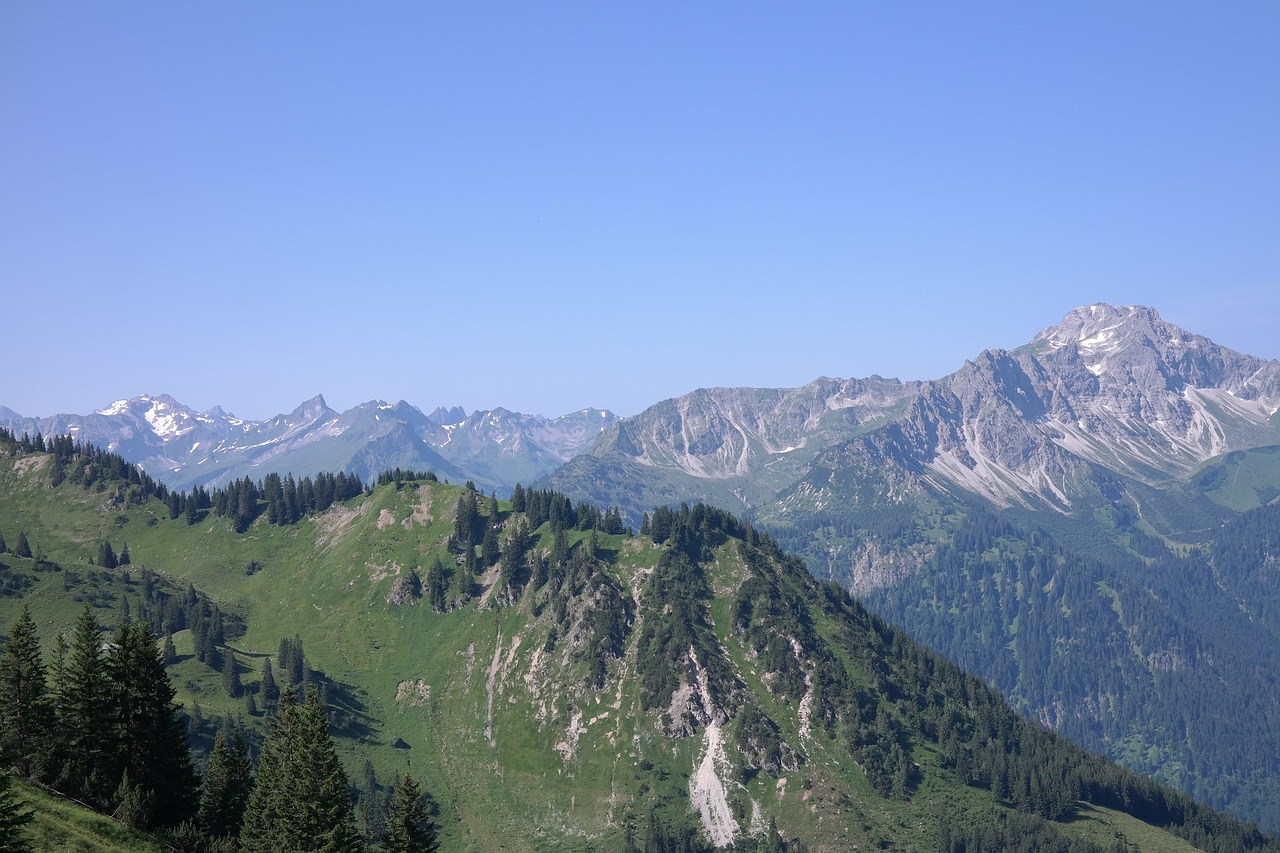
[0,452,1254,852]
[15,779,169,853]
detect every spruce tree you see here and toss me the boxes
[108,618,198,828]
[0,605,55,780]
[222,648,242,698]
[424,557,447,613]
[260,658,279,710]
[199,724,253,841]
[0,767,34,853]
[381,774,439,853]
[98,540,118,570]
[240,687,361,853]
[56,605,111,805]
[13,533,30,559]
[481,518,501,568]
[453,491,478,550]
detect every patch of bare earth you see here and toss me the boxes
[314,502,369,549]
[404,488,434,527]
[368,561,400,585]
[396,679,431,707]
[376,508,397,529]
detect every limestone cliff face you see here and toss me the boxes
[552,304,1280,519]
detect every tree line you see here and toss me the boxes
[0,603,439,852]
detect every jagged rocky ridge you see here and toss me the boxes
[0,394,620,494]
[539,304,1280,830]
[549,303,1280,550]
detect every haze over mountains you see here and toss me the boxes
[0,394,620,495]
[551,303,1280,541]
[6,302,1280,840]
[8,304,1277,523]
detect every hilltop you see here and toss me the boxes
[1,432,1276,851]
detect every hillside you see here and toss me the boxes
[12,778,170,853]
[541,304,1280,830]
[2,434,1277,851]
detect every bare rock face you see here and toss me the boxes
[553,304,1280,524]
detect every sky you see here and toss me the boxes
[2,2,1277,421]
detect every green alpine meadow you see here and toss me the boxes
[2,428,1278,851]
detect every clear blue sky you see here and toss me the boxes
[3,2,1277,420]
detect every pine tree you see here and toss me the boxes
[481,518,501,568]
[240,687,361,853]
[56,605,111,805]
[260,658,279,710]
[222,648,242,698]
[98,540,118,570]
[453,491,478,550]
[108,618,199,828]
[450,554,473,608]
[424,557,447,613]
[0,605,55,780]
[13,533,31,559]
[199,724,254,841]
[0,767,34,853]
[163,633,177,666]
[381,774,440,853]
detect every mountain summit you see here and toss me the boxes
[0,395,620,493]
[542,303,1280,830]
[551,302,1280,522]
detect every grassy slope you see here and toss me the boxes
[14,779,168,853]
[0,451,1262,852]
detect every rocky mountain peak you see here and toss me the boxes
[1032,303,1192,363]
[287,394,333,423]
[428,405,468,425]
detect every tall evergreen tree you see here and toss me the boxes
[381,774,439,853]
[56,605,111,805]
[260,658,279,710]
[222,648,242,698]
[108,618,199,828]
[424,557,447,613]
[13,533,30,559]
[199,723,254,842]
[97,540,118,570]
[481,517,501,568]
[453,490,478,550]
[0,767,34,853]
[0,605,54,780]
[240,687,361,853]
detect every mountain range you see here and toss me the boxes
[0,394,619,495]
[6,302,1280,833]
[2,440,1276,852]
[548,303,1280,581]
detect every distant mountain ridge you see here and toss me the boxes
[0,393,620,494]
[8,301,1280,831]
[2,436,1276,851]
[541,302,1280,831]
[549,303,1280,536]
